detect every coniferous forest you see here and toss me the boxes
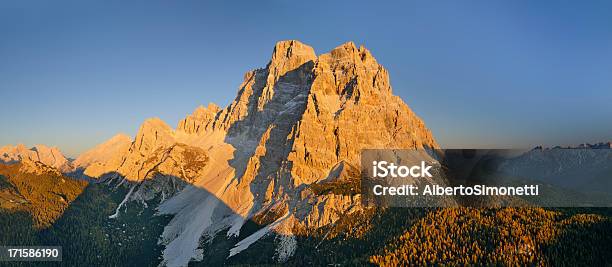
[0,165,170,267]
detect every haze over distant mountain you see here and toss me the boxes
[73,134,132,168]
[72,133,132,178]
[500,143,612,193]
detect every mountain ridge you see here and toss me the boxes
[82,40,440,266]
[0,143,72,172]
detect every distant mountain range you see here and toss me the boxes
[0,144,72,172]
[501,144,612,195]
[532,142,612,150]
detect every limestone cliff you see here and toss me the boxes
[80,40,439,266]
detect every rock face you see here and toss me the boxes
[0,144,72,172]
[80,40,439,266]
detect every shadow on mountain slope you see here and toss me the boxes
[224,60,315,214]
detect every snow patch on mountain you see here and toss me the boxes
[228,212,291,258]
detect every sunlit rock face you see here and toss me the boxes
[0,143,72,172]
[79,40,439,266]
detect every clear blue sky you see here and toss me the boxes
[1,0,611,157]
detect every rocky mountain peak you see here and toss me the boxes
[109,133,132,142]
[326,41,377,65]
[75,40,439,266]
[267,40,315,86]
[135,117,174,149]
[329,41,358,59]
[177,104,221,135]
[269,40,317,75]
[0,143,71,172]
[190,103,221,116]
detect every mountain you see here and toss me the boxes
[500,144,612,194]
[72,133,132,178]
[2,40,612,266]
[0,144,72,172]
[73,133,132,169]
[77,40,438,266]
[0,161,87,228]
[0,134,133,177]
[533,142,612,150]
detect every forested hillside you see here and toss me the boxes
[370,208,612,266]
[204,206,612,266]
[0,164,170,266]
[0,163,87,228]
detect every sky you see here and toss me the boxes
[1,0,612,157]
